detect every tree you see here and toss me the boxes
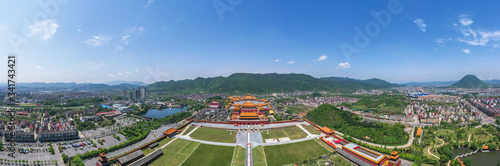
[470,142,478,150]
[463,158,472,166]
[61,154,69,163]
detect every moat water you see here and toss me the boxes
[452,148,500,166]
[143,107,187,118]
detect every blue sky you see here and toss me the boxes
[1,0,500,84]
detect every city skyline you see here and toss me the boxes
[1,0,500,84]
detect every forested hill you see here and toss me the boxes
[450,74,491,88]
[306,104,408,145]
[147,73,398,94]
[320,77,402,88]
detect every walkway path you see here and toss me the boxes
[468,134,471,142]
[175,132,322,148]
[160,137,178,149]
[246,126,253,166]
[185,126,199,136]
[296,124,312,135]
[427,137,445,159]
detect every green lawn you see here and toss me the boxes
[142,147,155,155]
[313,138,334,152]
[158,137,172,147]
[253,145,266,166]
[264,139,330,166]
[465,127,494,143]
[309,153,352,166]
[423,145,439,161]
[149,139,200,166]
[182,126,196,135]
[302,124,321,134]
[181,144,234,166]
[261,126,308,140]
[190,127,237,143]
[232,146,246,166]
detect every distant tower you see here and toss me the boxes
[140,87,147,98]
[135,88,141,99]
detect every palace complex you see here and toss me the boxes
[226,94,272,125]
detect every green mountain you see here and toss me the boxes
[147,73,396,94]
[320,77,401,88]
[319,77,379,89]
[451,75,491,88]
[362,78,402,88]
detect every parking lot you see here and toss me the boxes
[82,117,137,138]
[0,147,58,164]
[62,133,127,157]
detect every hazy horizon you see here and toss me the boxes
[2,0,500,84]
[0,72,497,85]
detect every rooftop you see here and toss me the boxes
[343,143,385,164]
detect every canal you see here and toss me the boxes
[452,148,500,166]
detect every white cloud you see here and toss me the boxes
[338,62,351,69]
[125,71,132,74]
[77,29,82,32]
[108,74,115,77]
[33,66,43,69]
[435,38,453,47]
[135,69,140,72]
[457,30,500,46]
[435,38,446,44]
[286,61,294,64]
[453,15,500,47]
[117,73,124,76]
[275,59,281,62]
[144,0,155,8]
[462,49,470,54]
[26,19,59,40]
[121,35,131,45]
[413,18,427,32]
[459,15,473,26]
[84,34,111,46]
[115,27,144,51]
[176,17,186,22]
[114,45,123,52]
[317,54,327,61]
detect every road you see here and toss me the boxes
[361,116,434,127]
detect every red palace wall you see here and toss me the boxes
[268,120,296,124]
[389,159,401,166]
[228,120,270,125]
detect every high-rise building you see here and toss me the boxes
[135,88,141,99]
[140,87,147,98]
[123,86,146,100]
